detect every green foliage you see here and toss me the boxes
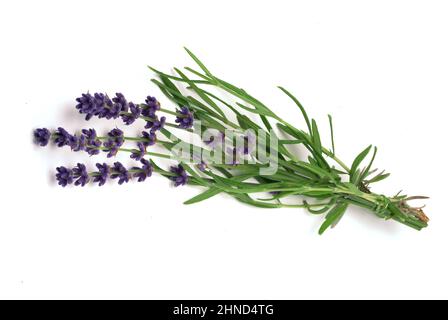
[148,48,429,234]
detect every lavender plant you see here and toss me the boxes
[34,48,429,234]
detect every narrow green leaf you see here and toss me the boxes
[184,47,214,77]
[350,145,372,179]
[318,202,349,235]
[311,119,322,155]
[328,114,335,155]
[359,146,378,182]
[367,172,390,184]
[277,86,312,134]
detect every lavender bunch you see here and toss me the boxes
[34,48,429,234]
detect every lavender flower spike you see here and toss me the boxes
[142,96,160,118]
[92,163,109,186]
[133,159,153,182]
[170,164,188,187]
[72,163,90,186]
[130,142,146,161]
[55,166,73,187]
[103,128,124,157]
[33,128,51,146]
[54,127,77,148]
[82,128,102,156]
[175,106,194,129]
[141,131,156,147]
[121,102,141,125]
[110,162,130,185]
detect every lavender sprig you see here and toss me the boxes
[34,48,430,234]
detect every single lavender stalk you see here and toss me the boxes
[33,48,430,234]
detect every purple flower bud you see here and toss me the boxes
[72,163,90,186]
[145,116,166,132]
[175,106,194,129]
[110,162,130,185]
[107,128,124,147]
[56,166,73,187]
[93,163,109,186]
[82,128,102,155]
[141,131,156,147]
[142,96,160,118]
[170,164,188,187]
[132,159,153,182]
[130,142,146,161]
[75,93,96,120]
[121,102,141,125]
[54,127,75,148]
[112,93,127,110]
[72,135,86,152]
[33,128,51,146]
[103,128,124,157]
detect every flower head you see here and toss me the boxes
[112,93,127,110]
[56,166,73,187]
[175,106,194,129]
[72,135,86,152]
[145,116,166,132]
[141,131,156,147]
[121,102,141,125]
[54,127,76,148]
[103,128,124,157]
[170,164,188,187]
[110,162,130,185]
[130,142,146,161]
[75,93,96,120]
[72,163,90,186]
[93,163,109,186]
[82,128,102,155]
[133,158,153,182]
[34,128,51,146]
[142,96,160,118]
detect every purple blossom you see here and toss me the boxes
[54,127,76,148]
[141,131,156,147]
[75,93,96,120]
[130,142,146,161]
[103,128,124,157]
[170,164,188,187]
[142,96,160,118]
[133,159,153,182]
[72,135,86,152]
[110,162,130,185]
[34,128,51,146]
[82,128,102,155]
[93,163,109,186]
[72,163,89,186]
[145,116,166,132]
[121,102,141,125]
[55,166,73,187]
[101,101,122,120]
[112,93,127,110]
[175,106,194,129]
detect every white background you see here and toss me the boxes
[1,0,447,299]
